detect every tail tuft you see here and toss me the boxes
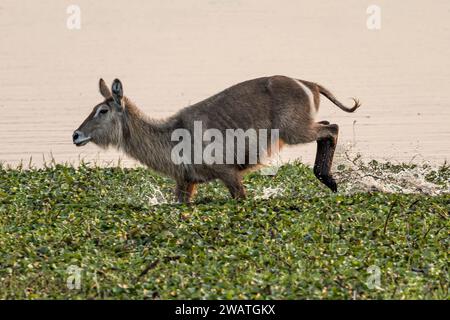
[349,98,361,112]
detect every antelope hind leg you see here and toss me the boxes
[175,181,197,203]
[313,123,339,192]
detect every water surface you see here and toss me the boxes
[1,0,449,167]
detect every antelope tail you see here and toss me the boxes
[317,84,361,113]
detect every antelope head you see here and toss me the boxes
[73,79,125,148]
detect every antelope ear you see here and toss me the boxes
[111,79,124,106]
[99,78,112,98]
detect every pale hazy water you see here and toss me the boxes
[0,0,449,168]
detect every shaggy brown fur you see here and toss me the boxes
[73,76,360,203]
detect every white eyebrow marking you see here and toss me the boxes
[94,105,107,118]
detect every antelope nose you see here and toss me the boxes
[72,131,80,142]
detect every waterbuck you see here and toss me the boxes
[73,76,360,203]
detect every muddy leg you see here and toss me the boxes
[175,181,197,203]
[220,171,246,200]
[314,123,339,192]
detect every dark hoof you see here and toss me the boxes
[325,177,338,192]
[316,174,338,192]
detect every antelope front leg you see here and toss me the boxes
[313,122,339,192]
[220,171,246,200]
[175,181,197,203]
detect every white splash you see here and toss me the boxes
[255,186,285,200]
[333,143,449,196]
[147,186,168,205]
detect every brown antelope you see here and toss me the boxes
[73,76,360,203]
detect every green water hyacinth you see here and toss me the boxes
[0,162,448,299]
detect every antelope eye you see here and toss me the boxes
[99,109,108,114]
